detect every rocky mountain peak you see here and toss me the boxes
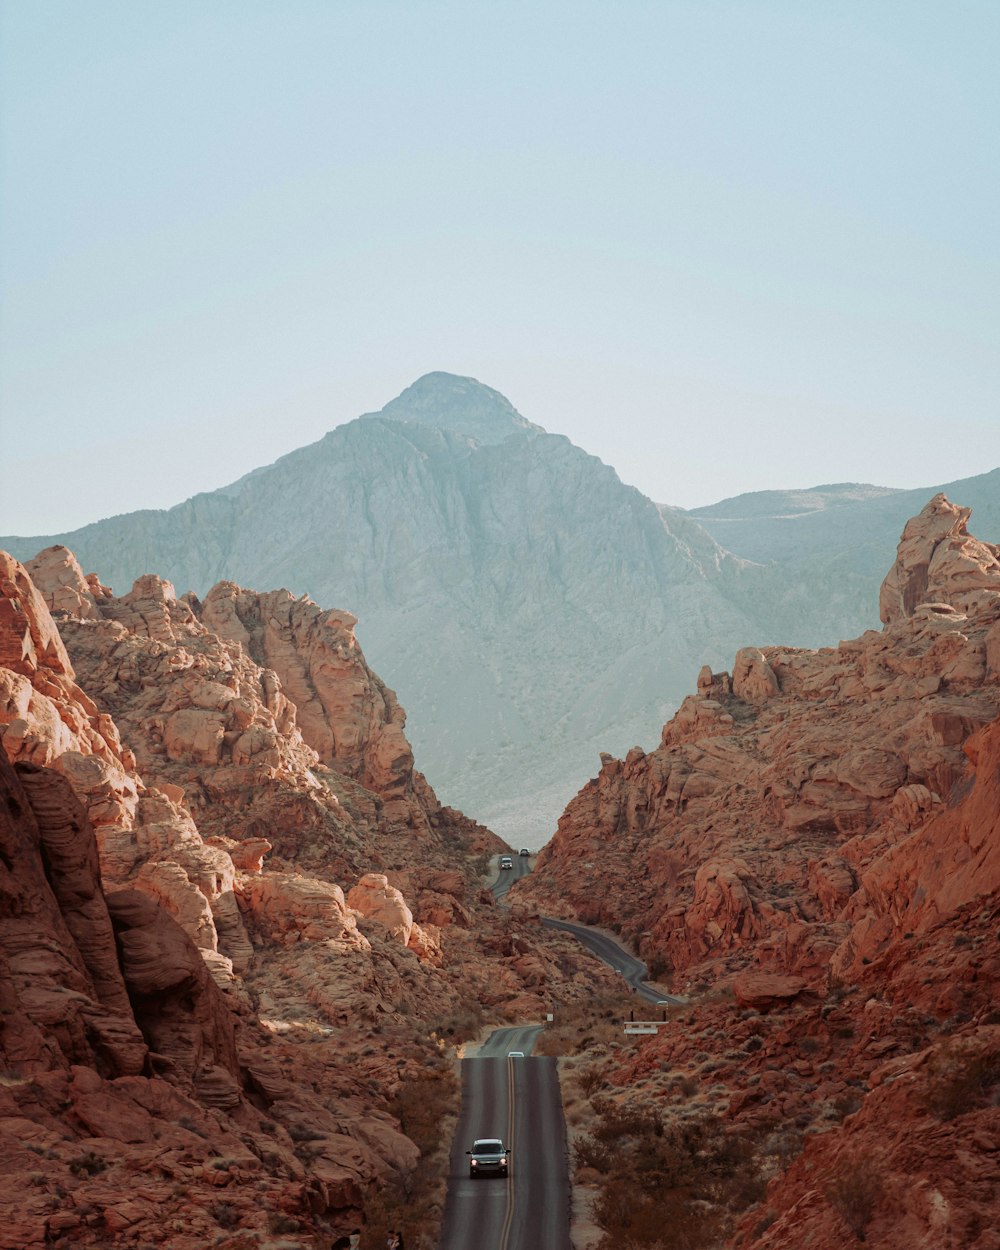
[363,371,544,444]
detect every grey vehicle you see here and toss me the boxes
[467,1137,509,1178]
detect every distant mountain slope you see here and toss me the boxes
[679,470,1000,652]
[687,471,999,569]
[6,377,996,840]
[2,374,758,843]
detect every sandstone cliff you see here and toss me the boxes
[0,547,620,1247]
[514,494,1000,1249]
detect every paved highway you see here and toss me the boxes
[439,1031,571,1250]
[490,854,684,1003]
[540,916,685,1005]
[444,856,682,1248]
[490,851,532,901]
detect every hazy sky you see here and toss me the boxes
[2,1,997,536]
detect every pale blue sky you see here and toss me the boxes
[1,1,997,535]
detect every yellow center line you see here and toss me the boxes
[499,1055,516,1250]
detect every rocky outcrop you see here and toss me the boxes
[0,751,310,1248]
[0,546,623,1247]
[879,493,1000,625]
[200,582,430,827]
[516,496,1000,1249]
[518,495,1000,992]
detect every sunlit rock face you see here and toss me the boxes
[1,548,624,1246]
[514,496,1000,1250]
[519,494,1000,981]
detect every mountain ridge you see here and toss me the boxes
[3,374,997,841]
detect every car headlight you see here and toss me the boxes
[470,1160,477,1167]
[499,1156,507,1166]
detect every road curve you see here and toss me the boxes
[492,857,683,1005]
[490,852,532,901]
[439,1038,571,1250]
[540,916,685,1005]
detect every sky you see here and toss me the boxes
[1,1,997,536]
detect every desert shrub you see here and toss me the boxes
[267,1213,300,1234]
[287,1124,325,1142]
[579,1066,606,1097]
[924,1043,1000,1121]
[68,1151,107,1177]
[581,1106,764,1248]
[834,1089,864,1119]
[575,1134,615,1172]
[825,1155,882,1241]
[359,1064,459,1249]
[534,991,640,1056]
[207,1200,240,1230]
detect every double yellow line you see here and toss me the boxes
[498,1053,518,1250]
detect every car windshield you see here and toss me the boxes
[473,1141,503,1154]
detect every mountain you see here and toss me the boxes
[687,469,1000,577]
[5,374,997,842]
[2,373,760,843]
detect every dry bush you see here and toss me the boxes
[825,1155,882,1241]
[580,1104,764,1248]
[579,1065,607,1097]
[534,992,639,1057]
[923,1042,1000,1121]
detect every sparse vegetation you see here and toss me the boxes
[825,1154,882,1241]
[534,991,643,1057]
[359,1060,459,1249]
[577,1103,766,1249]
[923,1042,1000,1121]
[68,1151,107,1177]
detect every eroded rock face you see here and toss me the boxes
[0,546,623,1247]
[201,584,420,813]
[0,754,146,1077]
[0,761,437,1247]
[515,498,1000,1249]
[518,495,1000,993]
[879,493,1000,626]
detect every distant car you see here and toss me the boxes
[467,1138,509,1178]
[499,856,513,869]
[507,1050,525,1058]
[518,848,530,856]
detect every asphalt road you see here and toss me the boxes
[439,1033,571,1250]
[540,916,685,1005]
[443,856,682,1249]
[490,855,684,1004]
[490,852,532,900]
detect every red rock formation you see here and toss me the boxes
[518,495,1000,993]
[514,495,1000,1249]
[1,546,620,1247]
